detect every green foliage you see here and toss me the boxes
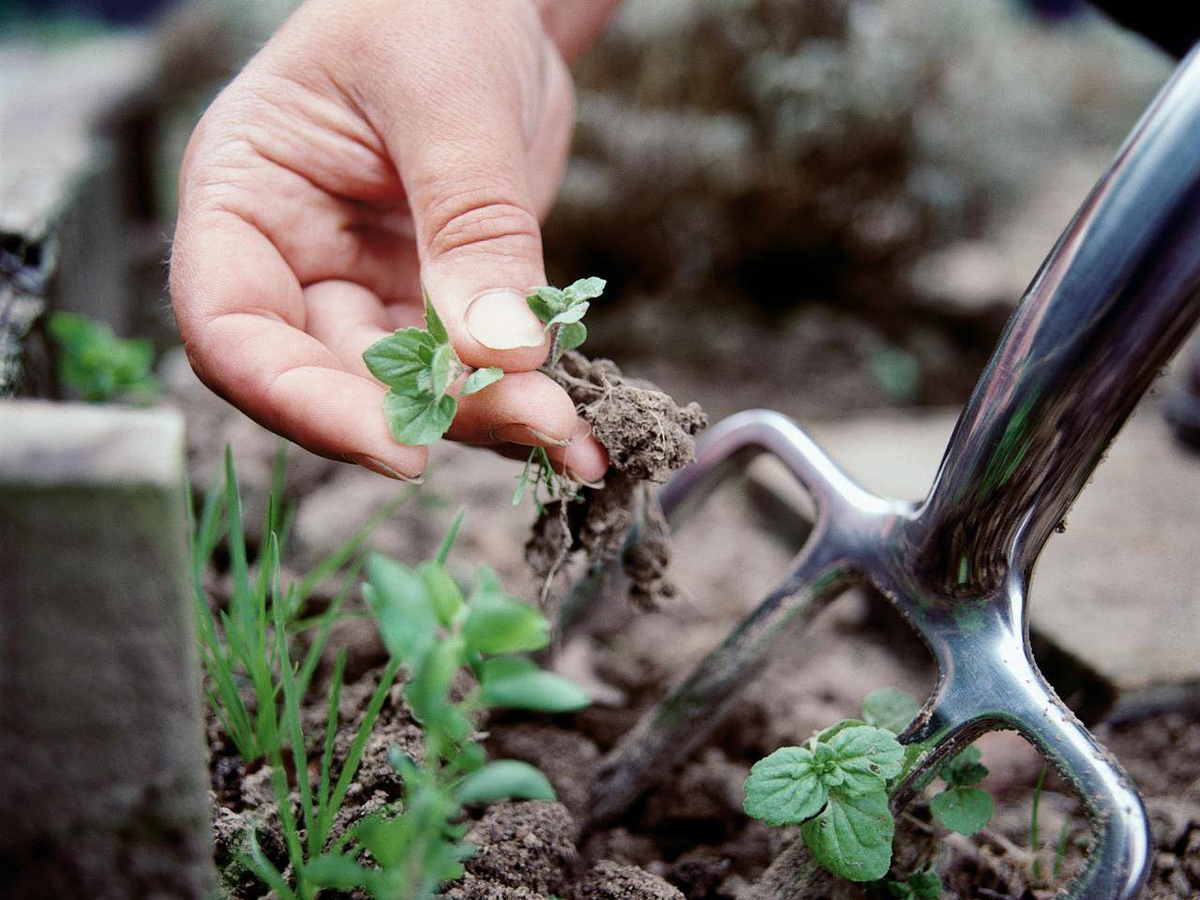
[744,724,904,881]
[46,310,157,403]
[869,864,942,900]
[861,687,921,735]
[511,445,581,511]
[931,744,993,836]
[526,277,604,366]
[317,525,590,900]
[188,444,411,762]
[364,289,503,445]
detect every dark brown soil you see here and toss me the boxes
[526,352,707,609]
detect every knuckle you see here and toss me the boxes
[423,188,542,261]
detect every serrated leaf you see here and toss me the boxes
[461,567,549,654]
[455,760,556,805]
[462,366,504,396]
[743,746,827,826]
[558,320,587,352]
[801,788,894,882]
[939,745,987,787]
[364,328,440,389]
[827,725,905,795]
[562,277,606,302]
[356,811,410,868]
[429,343,457,397]
[816,718,867,744]
[930,786,992,835]
[383,388,457,445]
[907,865,942,899]
[862,688,921,735]
[423,285,449,344]
[479,656,591,712]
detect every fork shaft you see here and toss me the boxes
[911,46,1200,595]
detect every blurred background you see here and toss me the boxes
[0,0,1178,421]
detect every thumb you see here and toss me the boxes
[370,6,572,373]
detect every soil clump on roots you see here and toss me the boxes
[525,352,708,610]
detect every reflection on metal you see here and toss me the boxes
[585,42,1200,900]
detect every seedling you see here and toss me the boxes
[868,863,941,899]
[744,688,994,884]
[526,277,605,367]
[46,310,157,403]
[298,513,592,900]
[363,291,503,445]
[364,278,605,448]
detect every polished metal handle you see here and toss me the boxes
[910,46,1200,595]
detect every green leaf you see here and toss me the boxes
[406,636,464,723]
[462,367,504,396]
[558,321,587,352]
[816,718,867,744]
[455,760,556,805]
[930,786,992,836]
[526,292,561,324]
[383,388,458,445]
[526,286,566,321]
[939,745,988,787]
[424,285,450,344]
[801,788,894,882]
[461,568,549,654]
[743,746,827,826]
[436,507,466,565]
[356,812,410,868]
[430,343,457,397]
[304,854,372,890]
[479,656,591,712]
[562,277,606,302]
[546,302,589,328]
[907,865,942,900]
[419,561,463,626]
[364,555,435,663]
[862,688,921,735]
[363,328,440,389]
[827,725,905,795]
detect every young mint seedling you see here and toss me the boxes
[526,277,605,366]
[363,290,503,445]
[930,744,993,836]
[744,724,904,881]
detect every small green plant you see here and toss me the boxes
[525,277,605,366]
[744,687,995,884]
[46,310,157,403]
[189,444,410,762]
[363,291,503,445]
[297,514,592,900]
[363,278,604,447]
[868,863,941,899]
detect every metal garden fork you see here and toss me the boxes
[574,44,1200,900]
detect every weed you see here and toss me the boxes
[46,310,157,403]
[363,278,604,447]
[744,687,995,885]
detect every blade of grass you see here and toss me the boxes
[436,507,466,565]
[314,648,347,852]
[321,656,403,842]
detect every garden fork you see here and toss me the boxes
[576,44,1200,900]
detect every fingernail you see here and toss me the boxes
[465,290,546,350]
[566,470,606,489]
[489,423,572,447]
[345,453,423,483]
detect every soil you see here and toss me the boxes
[174,352,1200,900]
[527,352,707,610]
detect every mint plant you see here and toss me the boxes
[744,687,995,885]
[743,723,904,881]
[365,279,605,448]
[364,291,503,445]
[526,277,605,367]
[868,864,941,899]
[46,310,157,403]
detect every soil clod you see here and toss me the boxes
[574,861,686,900]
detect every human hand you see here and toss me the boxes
[169,0,618,482]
